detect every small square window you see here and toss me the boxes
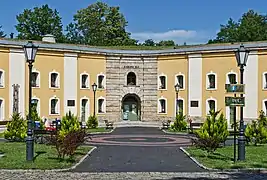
[190,101,199,107]
[67,100,75,106]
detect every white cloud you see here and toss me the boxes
[130,29,211,45]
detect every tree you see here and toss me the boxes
[0,25,6,38]
[157,40,175,46]
[209,10,267,43]
[15,4,64,42]
[66,2,136,46]
[193,110,229,153]
[143,39,155,46]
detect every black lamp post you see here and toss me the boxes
[234,44,249,161]
[23,41,38,161]
[174,83,180,116]
[92,83,97,116]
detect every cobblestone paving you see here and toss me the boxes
[1,171,267,180]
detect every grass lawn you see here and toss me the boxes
[0,142,92,169]
[87,127,111,133]
[186,145,267,169]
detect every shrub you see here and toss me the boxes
[193,110,229,153]
[4,113,27,141]
[171,112,187,132]
[59,111,80,138]
[49,129,90,159]
[86,115,98,129]
[26,104,45,130]
[245,111,267,145]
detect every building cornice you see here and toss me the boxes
[1,38,267,56]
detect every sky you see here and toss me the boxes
[0,0,267,45]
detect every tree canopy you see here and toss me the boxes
[65,2,136,46]
[15,4,64,42]
[0,25,6,38]
[209,10,267,43]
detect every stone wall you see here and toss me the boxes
[105,55,158,122]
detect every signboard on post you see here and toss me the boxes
[225,97,245,106]
[225,84,245,93]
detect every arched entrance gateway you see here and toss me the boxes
[121,94,141,121]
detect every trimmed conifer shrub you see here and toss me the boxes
[4,113,27,141]
[193,110,229,153]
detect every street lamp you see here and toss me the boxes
[174,83,180,116]
[234,44,249,161]
[92,83,97,116]
[23,41,38,161]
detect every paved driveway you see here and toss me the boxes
[73,127,204,172]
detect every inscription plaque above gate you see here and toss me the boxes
[123,65,139,69]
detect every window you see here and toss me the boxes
[32,98,40,115]
[228,73,237,84]
[207,99,216,114]
[127,72,136,85]
[98,98,105,113]
[263,72,267,89]
[263,100,267,115]
[31,72,40,87]
[190,101,199,107]
[50,72,60,88]
[176,75,184,89]
[50,98,60,115]
[67,100,75,106]
[81,98,89,122]
[207,73,216,89]
[0,70,4,87]
[81,74,89,89]
[97,74,105,89]
[0,98,4,120]
[158,98,167,113]
[159,75,166,89]
[176,99,184,115]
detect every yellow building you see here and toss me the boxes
[0,36,266,127]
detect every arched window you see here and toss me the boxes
[127,72,136,85]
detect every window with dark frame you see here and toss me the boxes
[177,75,184,89]
[190,101,199,107]
[228,74,236,84]
[264,73,267,89]
[98,99,104,113]
[0,71,3,87]
[208,74,215,89]
[208,100,215,112]
[81,74,88,88]
[159,99,166,113]
[31,72,39,87]
[98,75,104,89]
[159,76,166,89]
[51,99,58,114]
[67,100,75,107]
[51,73,58,88]
[127,72,136,85]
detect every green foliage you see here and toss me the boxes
[157,40,175,46]
[59,111,80,138]
[171,112,187,132]
[86,115,98,129]
[26,104,45,130]
[142,39,155,46]
[0,25,6,38]
[194,110,229,153]
[65,2,136,46]
[16,4,64,42]
[209,10,267,43]
[245,110,267,145]
[4,113,27,141]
